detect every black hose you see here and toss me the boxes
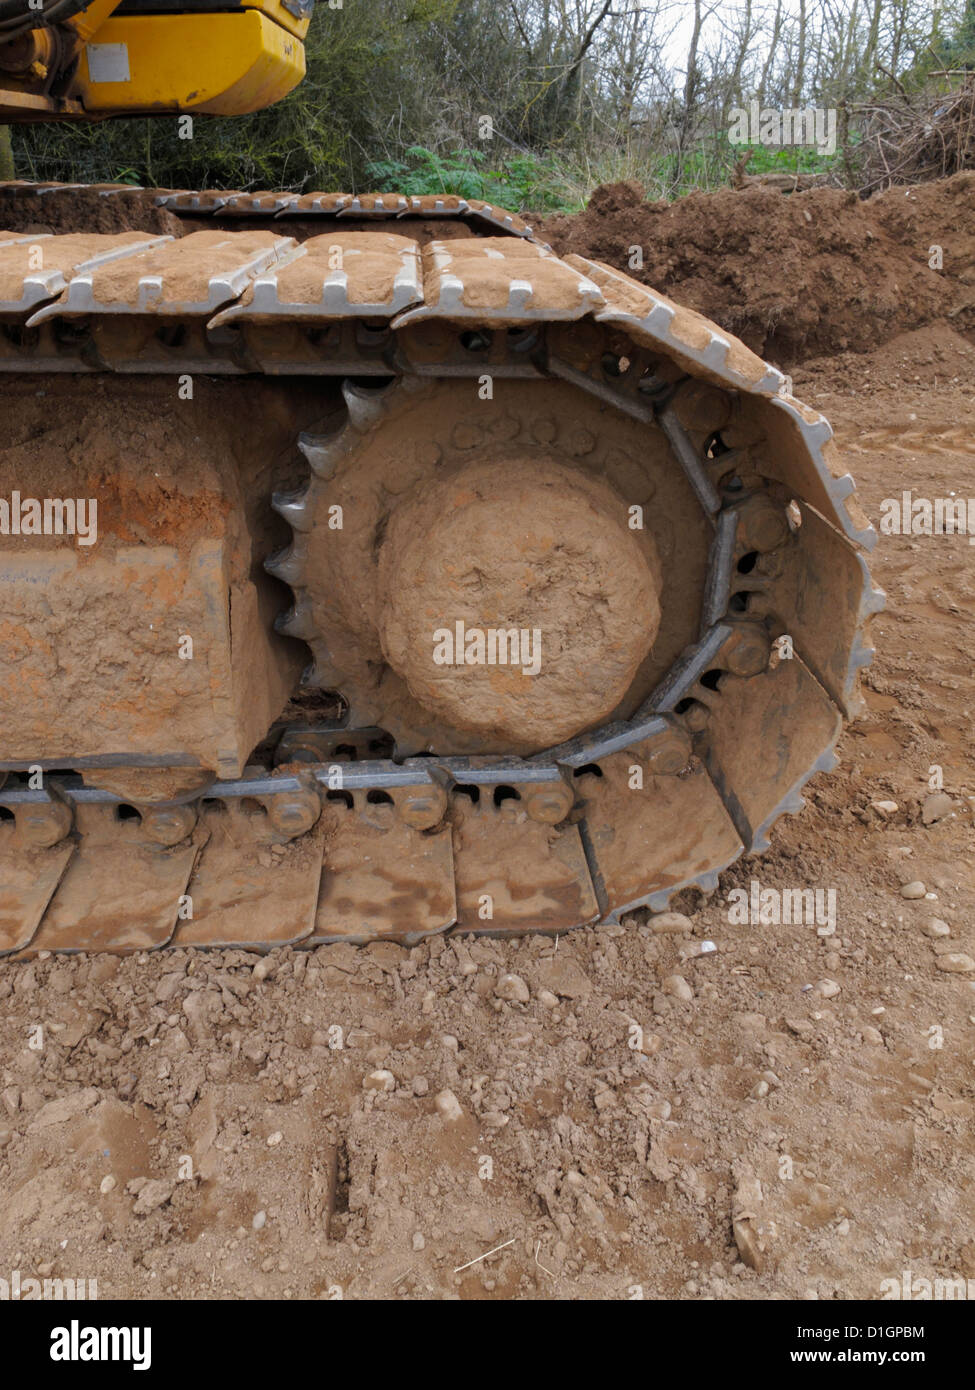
[0,0,90,37]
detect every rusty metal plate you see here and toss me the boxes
[402,194,470,218]
[745,391,877,551]
[310,808,455,945]
[452,804,599,935]
[173,803,324,949]
[209,232,422,326]
[464,201,537,238]
[335,193,410,218]
[154,190,238,213]
[221,191,300,216]
[703,656,843,853]
[0,830,74,955]
[394,238,603,329]
[27,230,296,323]
[566,253,783,394]
[752,501,884,717]
[28,807,198,953]
[0,233,169,317]
[577,758,744,919]
[283,191,352,216]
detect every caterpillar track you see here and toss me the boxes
[0,183,883,955]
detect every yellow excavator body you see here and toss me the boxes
[0,0,309,121]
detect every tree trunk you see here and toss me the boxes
[0,126,14,181]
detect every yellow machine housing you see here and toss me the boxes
[0,0,310,120]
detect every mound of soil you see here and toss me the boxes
[537,173,975,366]
[0,186,182,237]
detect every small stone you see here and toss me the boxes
[252,1210,267,1231]
[412,1232,425,1251]
[732,1173,769,1273]
[537,988,559,1010]
[816,979,841,998]
[751,1080,770,1099]
[495,973,530,1003]
[836,1218,851,1236]
[662,974,693,1002]
[536,957,591,999]
[681,939,718,960]
[922,792,955,825]
[861,1026,884,1046]
[253,959,272,981]
[900,881,926,899]
[923,918,951,938]
[99,1175,117,1195]
[154,973,184,1003]
[435,1089,464,1122]
[869,800,899,817]
[412,1076,429,1096]
[28,1088,99,1131]
[364,1070,395,1092]
[647,1100,671,1120]
[936,953,975,974]
[647,911,693,933]
[131,1178,173,1216]
[266,1131,283,1147]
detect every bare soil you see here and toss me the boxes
[1,178,974,1301]
[538,172,975,364]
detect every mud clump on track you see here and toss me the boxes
[538,172,975,364]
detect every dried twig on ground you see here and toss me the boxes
[855,76,975,193]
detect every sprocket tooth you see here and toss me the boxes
[264,545,305,586]
[342,696,384,727]
[275,596,317,640]
[301,650,343,689]
[342,379,390,433]
[298,430,347,479]
[271,486,312,532]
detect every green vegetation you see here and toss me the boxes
[364,147,572,210]
[6,0,974,206]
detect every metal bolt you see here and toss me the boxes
[722,625,772,677]
[738,496,790,553]
[646,723,693,775]
[524,782,574,825]
[682,702,711,733]
[141,804,197,847]
[18,800,72,848]
[397,785,447,830]
[264,787,321,840]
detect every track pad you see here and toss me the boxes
[452,804,599,935]
[0,829,74,955]
[28,805,198,954]
[310,808,455,945]
[173,802,325,949]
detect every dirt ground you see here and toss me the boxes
[1,178,974,1301]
